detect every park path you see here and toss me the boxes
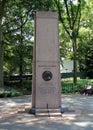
[0,94,93,130]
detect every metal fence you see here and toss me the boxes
[61,72,87,79]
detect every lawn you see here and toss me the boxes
[61,79,93,93]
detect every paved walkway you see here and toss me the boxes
[0,94,93,130]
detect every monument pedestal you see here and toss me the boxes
[35,108,61,117]
[31,11,61,117]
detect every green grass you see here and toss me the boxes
[61,79,93,93]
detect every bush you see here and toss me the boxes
[0,89,22,98]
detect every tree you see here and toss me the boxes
[0,0,8,88]
[77,0,93,76]
[3,0,34,76]
[2,0,54,88]
[85,41,93,78]
[54,0,83,84]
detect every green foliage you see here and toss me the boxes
[0,89,22,98]
[0,0,93,89]
[3,0,54,77]
[61,79,93,93]
[22,80,32,92]
[77,0,93,74]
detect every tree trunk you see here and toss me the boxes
[0,3,3,88]
[19,53,23,87]
[0,0,7,88]
[19,19,23,87]
[72,36,77,84]
[0,26,4,88]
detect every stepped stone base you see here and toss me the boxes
[35,108,62,117]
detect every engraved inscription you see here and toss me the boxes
[40,87,55,94]
[38,65,56,67]
[39,83,56,95]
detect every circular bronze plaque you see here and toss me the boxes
[42,71,53,81]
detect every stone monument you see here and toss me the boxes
[31,11,61,117]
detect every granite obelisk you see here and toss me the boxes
[31,11,61,116]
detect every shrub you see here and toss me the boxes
[0,89,22,98]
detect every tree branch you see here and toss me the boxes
[76,3,81,37]
[0,0,8,19]
[54,0,71,38]
[70,1,74,29]
[72,0,81,29]
[64,0,72,29]
[3,8,32,35]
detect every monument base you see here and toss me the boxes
[29,107,62,117]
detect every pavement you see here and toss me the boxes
[0,94,93,130]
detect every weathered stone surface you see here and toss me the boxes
[31,11,61,116]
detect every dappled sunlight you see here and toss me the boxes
[0,94,93,129]
[0,109,93,130]
[0,95,31,109]
[74,121,93,127]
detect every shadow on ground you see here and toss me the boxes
[0,94,93,130]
